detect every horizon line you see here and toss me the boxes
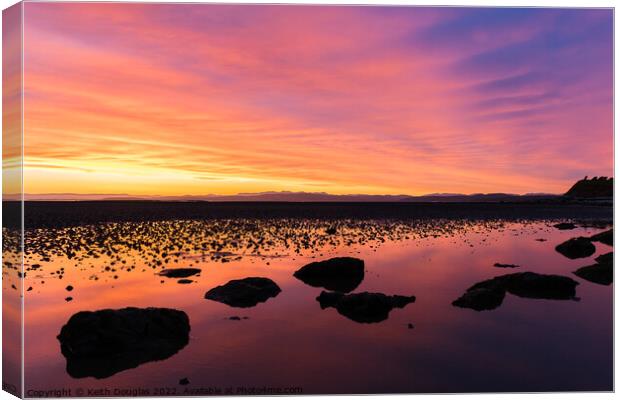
[3,190,564,202]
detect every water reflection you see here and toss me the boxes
[14,219,613,393]
[57,307,190,379]
[317,291,416,323]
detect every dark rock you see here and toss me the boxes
[555,237,596,259]
[452,285,506,311]
[595,252,613,264]
[493,263,520,268]
[158,268,201,278]
[590,229,613,246]
[205,277,281,308]
[452,275,507,311]
[453,272,579,311]
[57,307,190,379]
[574,263,612,286]
[228,316,241,320]
[65,297,73,302]
[407,323,414,329]
[504,272,579,300]
[177,279,193,284]
[325,227,338,235]
[574,251,613,286]
[179,378,189,385]
[66,285,74,292]
[553,222,576,230]
[293,257,364,293]
[317,291,415,323]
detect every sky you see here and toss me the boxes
[18,4,613,196]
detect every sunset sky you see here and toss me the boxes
[19,4,613,196]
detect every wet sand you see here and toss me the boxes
[2,202,613,394]
[1,200,613,229]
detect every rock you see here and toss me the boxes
[66,285,74,291]
[205,277,281,308]
[452,275,507,311]
[179,378,189,385]
[555,237,596,259]
[453,272,579,311]
[57,307,190,379]
[553,222,576,230]
[177,279,193,284]
[293,257,364,293]
[574,251,613,286]
[65,297,73,302]
[493,263,520,268]
[158,268,201,278]
[595,252,613,264]
[452,285,506,311]
[407,323,414,329]
[228,316,241,320]
[574,263,612,286]
[503,272,579,300]
[590,229,613,246]
[317,291,415,323]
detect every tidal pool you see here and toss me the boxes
[7,219,613,394]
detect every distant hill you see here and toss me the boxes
[399,193,559,203]
[564,176,613,198]
[18,191,560,202]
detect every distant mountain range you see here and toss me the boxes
[12,191,561,202]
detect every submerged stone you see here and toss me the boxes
[205,277,281,308]
[453,272,579,311]
[590,229,613,246]
[57,307,190,379]
[553,222,576,230]
[452,286,506,311]
[493,263,520,268]
[317,291,415,323]
[158,268,201,278]
[574,251,613,286]
[503,272,579,300]
[294,257,364,293]
[555,237,596,259]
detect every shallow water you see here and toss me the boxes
[9,219,613,394]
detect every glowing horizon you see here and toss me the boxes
[19,4,613,196]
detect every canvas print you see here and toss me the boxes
[2,2,614,397]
